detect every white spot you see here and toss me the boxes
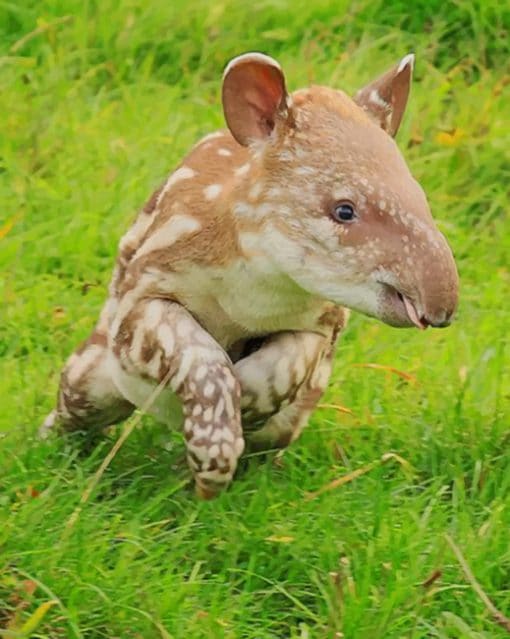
[135,214,201,258]
[239,231,261,254]
[209,444,220,458]
[144,302,164,331]
[195,423,213,437]
[188,441,205,461]
[176,319,194,339]
[204,382,215,398]
[203,183,223,201]
[217,148,232,157]
[256,392,274,414]
[235,162,250,177]
[369,89,388,109]
[266,186,285,200]
[295,166,316,177]
[118,213,154,257]
[171,347,196,391]
[223,369,237,390]
[214,397,225,421]
[221,428,235,444]
[195,365,208,381]
[203,407,213,422]
[66,345,103,385]
[234,200,272,220]
[154,324,174,359]
[144,349,162,379]
[210,429,224,442]
[224,392,235,418]
[192,404,203,417]
[157,166,195,204]
[249,182,264,200]
[221,442,233,459]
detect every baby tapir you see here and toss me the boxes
[42,52,459,498]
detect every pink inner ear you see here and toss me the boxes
[222,61,287,145]
[389,62,412,136]
[353,56,413,137]
[240,65,285,124]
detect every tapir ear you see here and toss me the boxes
[222,52,290,147]
[354,53,415,137]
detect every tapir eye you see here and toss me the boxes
[332,201,357,223]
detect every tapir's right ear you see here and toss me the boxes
[222,52,290,147]
[354,54,415,137]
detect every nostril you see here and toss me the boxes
[424,315,451,328]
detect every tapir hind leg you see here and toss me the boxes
[40,330,134,438]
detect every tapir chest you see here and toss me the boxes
[113,255,332,353]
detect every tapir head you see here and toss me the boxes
[222,52,459,329]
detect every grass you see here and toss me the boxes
[1,0,509,637]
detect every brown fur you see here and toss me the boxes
[42,52,458,499]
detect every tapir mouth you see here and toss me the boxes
[380,284,429,330]
[398,291,429,330]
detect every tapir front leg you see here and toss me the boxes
[111,299,245,499]
[235,314,343,450]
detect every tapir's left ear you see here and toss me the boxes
[222,52,290,147]
[354,54,414,137]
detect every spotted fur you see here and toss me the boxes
[42,52,458,498]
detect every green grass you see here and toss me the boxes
[1,1,509,637]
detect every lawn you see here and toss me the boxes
[1,1,509,637]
